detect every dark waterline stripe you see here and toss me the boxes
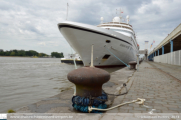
[58,25,132,46]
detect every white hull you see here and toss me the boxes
[58,21,138,67]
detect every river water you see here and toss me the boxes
[0,57,123,113]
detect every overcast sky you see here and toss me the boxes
[0,0,181,55]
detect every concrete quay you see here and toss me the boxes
[15,65,135,113]
[11,61,181,120]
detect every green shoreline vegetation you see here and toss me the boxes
[0,50,64,58]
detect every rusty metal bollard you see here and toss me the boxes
[129,61,137,70]
[67,67,110,97]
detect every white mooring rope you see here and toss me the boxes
[88,98,145,112]
[105,46,130,68]
[88,98,156,114]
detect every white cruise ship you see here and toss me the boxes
[58,15,139,67]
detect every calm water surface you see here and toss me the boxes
[0,57,123,112]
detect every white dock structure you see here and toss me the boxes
[139,49,148,60]
[148,23,181,66]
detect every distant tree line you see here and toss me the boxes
[0,50,48,57]
[51,52,64,58]
[0,49,64,58]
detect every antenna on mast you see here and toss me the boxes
[100,17,104,24]
[66,3,69,20]
[126,15,130,24]
[119,8,123,23]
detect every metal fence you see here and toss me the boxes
[154,50,181,66]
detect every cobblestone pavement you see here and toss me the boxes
[149,62,181,80]
[106,61,181,114]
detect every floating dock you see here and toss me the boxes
[61,54,83,65]
[61,58,83,64]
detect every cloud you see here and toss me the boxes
[38,42,46,46]
[0,0,181,55]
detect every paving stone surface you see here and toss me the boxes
[149,62,181,81]
[109,61,181,114]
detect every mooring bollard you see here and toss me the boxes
[129,61,137,70]
[67,67,110,113]
[67,67,110,97]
